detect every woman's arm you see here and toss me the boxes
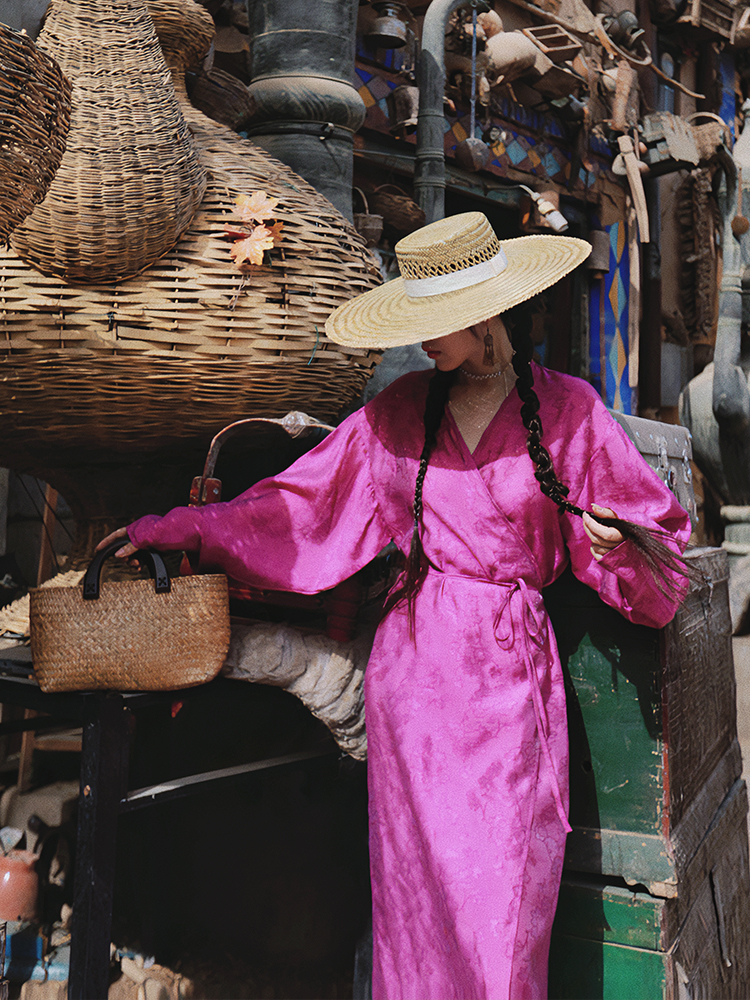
[561,415,691,629]
[99,409,393,594]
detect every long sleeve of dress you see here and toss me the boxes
[128,409,392,594]
[560,407,692,629]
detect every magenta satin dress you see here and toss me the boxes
[128,365,691,1000]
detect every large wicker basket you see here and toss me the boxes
[0,0,381,557]
[9,0,206,284]
[0,0,381,450]
[0,24,71,242]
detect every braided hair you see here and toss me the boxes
[389,303,699,625]
[386,367,456,629]
[506,299,700,595]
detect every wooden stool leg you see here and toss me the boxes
[17,710,36,794]
[69,694,131,1000]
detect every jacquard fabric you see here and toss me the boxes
[128,364,690,1000]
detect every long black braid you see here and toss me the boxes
[506,299,702,595]
[386,367,457,628]
[508,300,582,514]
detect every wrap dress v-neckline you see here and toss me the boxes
[127,364,692,1000]
[447,380,518,461]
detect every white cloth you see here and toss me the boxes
[222,618,376,759]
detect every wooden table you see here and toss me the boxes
[0,652,334,1000]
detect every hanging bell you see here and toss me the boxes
[386,84,419,135]
[615,11,645,47]
[455,136,492,172]
[365,2,409,49]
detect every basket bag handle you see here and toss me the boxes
[83,541,171,600]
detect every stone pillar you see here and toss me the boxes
[722,505,750,569]
[245,0,365,220]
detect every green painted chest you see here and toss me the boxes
[545,547,750,998]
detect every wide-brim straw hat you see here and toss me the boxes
[325,211,591,348]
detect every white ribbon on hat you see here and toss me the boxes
[401,247,508,298]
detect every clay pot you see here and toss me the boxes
[0,850,38,921]
[485,31,551,87]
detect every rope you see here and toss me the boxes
[470,2,478,140]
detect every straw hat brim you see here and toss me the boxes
[325,234,592,349]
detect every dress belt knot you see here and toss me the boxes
[493,578,572,834]
[393,568,571,833]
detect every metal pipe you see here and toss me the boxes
[415,0,489,223]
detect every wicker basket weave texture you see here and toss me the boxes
[0,111,380,361]
[0,0,381,444]
[30,574,230,692]
[9,0,207,284]
[0,0,380,365]
[0,24,72,243]
[147,0,215,70]
[0,356,374,451]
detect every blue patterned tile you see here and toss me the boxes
[506,141,528,165]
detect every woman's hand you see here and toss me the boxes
[96,526,138,560]
[582,503,624,561]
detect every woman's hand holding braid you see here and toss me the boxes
[582,503,624,561]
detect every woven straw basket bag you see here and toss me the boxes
[30,543,230,692]
[370,184,426,235]
[686,112,731,162]
[0,24,71,242]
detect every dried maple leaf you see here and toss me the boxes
[267,221,284,245]
[230,225,275,267]
[222,224,251,241]
[236,191,279,225]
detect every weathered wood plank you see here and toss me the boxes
[545,547,740,879]
[551,780,750,999]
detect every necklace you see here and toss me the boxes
[450,361,517,453]
[459,357,514,381]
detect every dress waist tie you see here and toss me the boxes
[389,568,571,833]
[493,578,572,834]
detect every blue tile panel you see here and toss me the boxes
[589,222,632,414]
[355,60,614,190]
[719,50,736,141]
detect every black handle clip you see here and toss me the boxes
[82,541,171,601]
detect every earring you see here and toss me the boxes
[483,331,495,366]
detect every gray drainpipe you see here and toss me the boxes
[680,128,750,534]
[415,0,488,223]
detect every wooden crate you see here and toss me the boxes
[521,24,582,63]
[544,547,739,893]
[549,779,750,999]
[677,0,736,37]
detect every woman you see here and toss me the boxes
[101,213,691,999]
